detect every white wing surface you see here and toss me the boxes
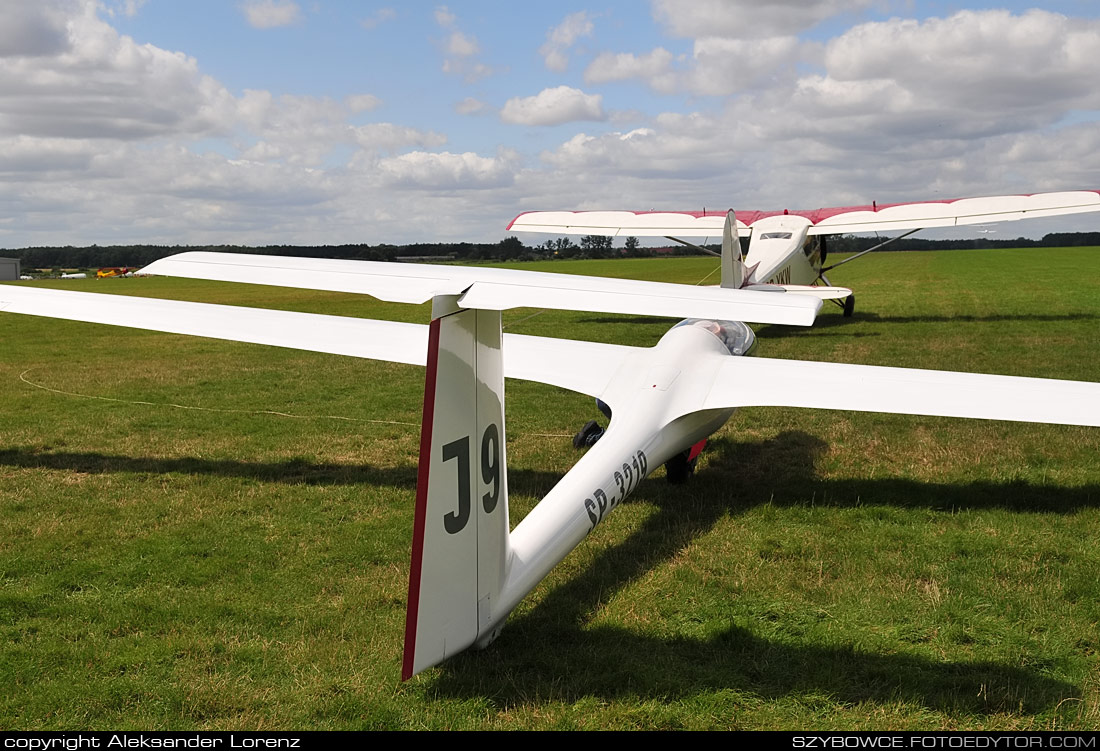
[0,285,428,364]
[507,211,740,237]
[0,285,634,399]
[703,356,1100,427]
[507,190,1100,238]
[807,191,1100,235]
[141,252,821,326]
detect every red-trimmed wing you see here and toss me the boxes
[507,190,1100,237]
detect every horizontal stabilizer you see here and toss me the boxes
[703,356,1100,427]
[742,284,852,300]
[0,286,635,399]
[141,252,822,326]
[508,190,1100,238]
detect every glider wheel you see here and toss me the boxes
[665,450,696,484]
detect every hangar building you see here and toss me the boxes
[0,257,19,281]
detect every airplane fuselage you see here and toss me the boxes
[743,215,820,286]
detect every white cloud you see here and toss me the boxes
[378,150,517,189]
[235,91,442,165]
[454,97,489,116]
[535,9,1100,221]
[4,2,1100,249]
[0,2,237,140]
[540,112,740,180]
[345,93,382,113]
[822,9,1100,116]
[434,6,492,82]
[360,7,395,30]
[652,0,874,39]
[102,0,147,18]
[0,2,72,57]
[446,30,479,57]
[539,11,593,72]
[434,5,456,28]
[241,0,301,30]
[0,135,98,174]
[685,35,803,94]
[586,48,675,86]
[500,86,605,127]
[586,37,804,96]
[351,123,446,153]
[764,9,1100,151]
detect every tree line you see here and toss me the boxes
[5,232,1099,270]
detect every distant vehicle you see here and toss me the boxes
[97,267,138,278]
[60,273,87,279]
[19,275,32,280]
[508,190,1100,317]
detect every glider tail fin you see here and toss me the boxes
[402,296,511,680]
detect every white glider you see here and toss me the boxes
[508,190,1100,316]
[2,246,1099,681]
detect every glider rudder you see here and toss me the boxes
[402,296,510,680]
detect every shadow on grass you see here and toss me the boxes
[698,431,1100,514]
[0,446,421,487]
[5,432,1095,513]
[0,445,571,495]
[4,435,1094,715]
[435,623,1073,716]
[429,430,1093,714]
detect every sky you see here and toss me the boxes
[2,0,1100,248]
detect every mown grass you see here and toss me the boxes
[1,247,1099,730]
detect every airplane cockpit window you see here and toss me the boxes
[759,232,793,240]
[674,319,757,356]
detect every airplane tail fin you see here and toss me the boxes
[402,296,510,680]
[720,209,744,289]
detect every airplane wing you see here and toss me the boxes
[507,190,1100,238]
[0,285,634,399]
[141,251,821,326]
[701,355,1100,427]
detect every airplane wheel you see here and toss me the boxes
[572,420,604,449]
[664,450,693,484]
[843,294,855,317]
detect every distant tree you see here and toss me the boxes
[552,237,580,258]
[624,236,639,251]
[580,234,614,258]
[498,236,524,260]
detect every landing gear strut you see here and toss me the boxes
[820,272,855,317]
[664,439,706,484]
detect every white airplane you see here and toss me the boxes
[508,190,1100,316]
[2,246,1099,681]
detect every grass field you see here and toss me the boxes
[1,248,1099,730]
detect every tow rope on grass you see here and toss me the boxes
[17,368,574,437]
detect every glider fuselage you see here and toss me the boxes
[487,321,745,636]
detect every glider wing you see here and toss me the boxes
[141,252,822,326]
[0,285,634,399]
[701,355,1100,427]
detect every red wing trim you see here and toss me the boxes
[401,316,442,681]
